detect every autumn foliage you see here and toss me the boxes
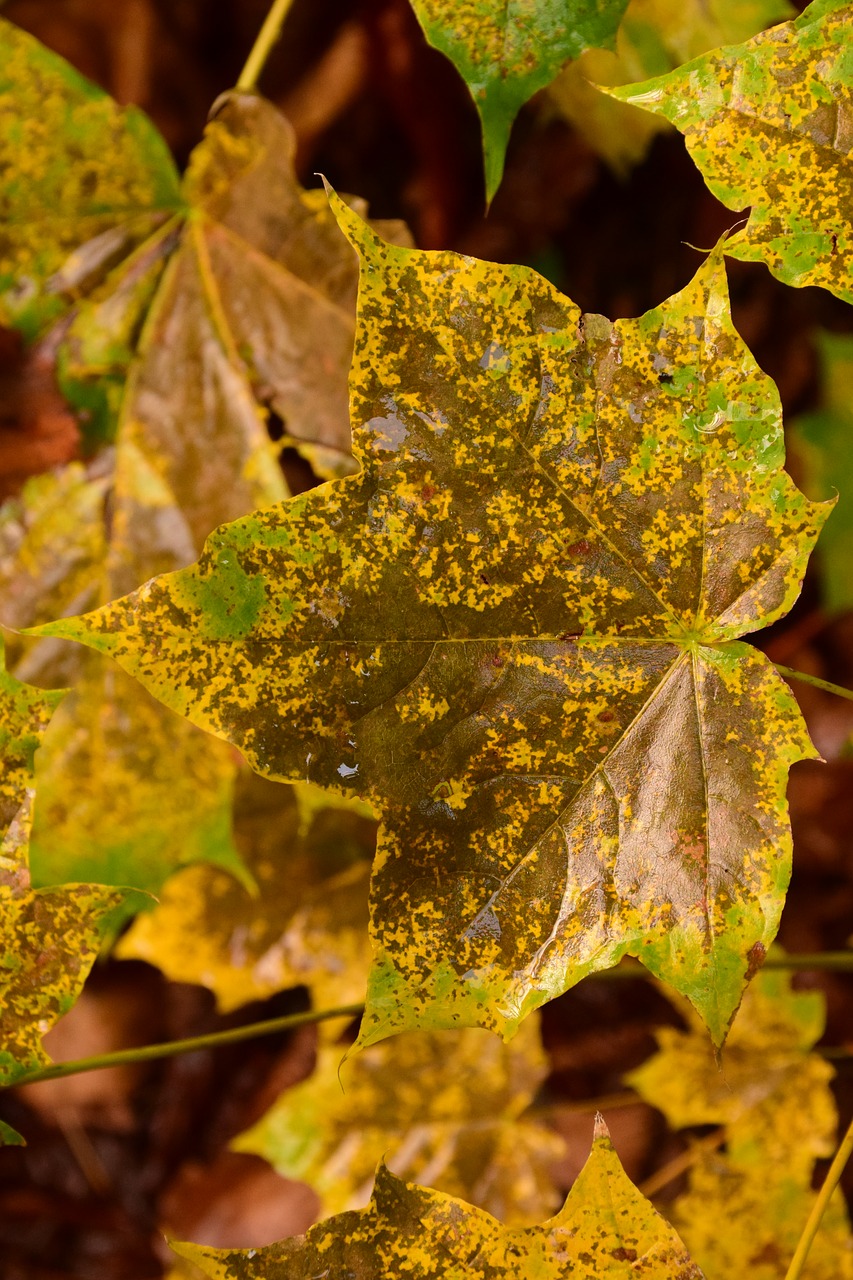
[2,1,853,1277]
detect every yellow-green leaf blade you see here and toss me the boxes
[233,1017,562,1224]
[610,0,853,303]
[0,17,180,339]
[116,773,376,1012]
[410,0,631,200]
[548,0,794,175]
[172,1122,704,1277]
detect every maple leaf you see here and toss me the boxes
[409,0,630,200]
[628,962,837,1179]
[36,201,828,1049]
[791,332,853,613]
[0,17,406,473]
[232,1015,563,1225]
[117,772,376,1014]
[0,449,253,899]
[0,637,143,1117]
[630,965,853,1277]
[608,0,853,304]
[548,0,793,175]
[171,1118,704,1278]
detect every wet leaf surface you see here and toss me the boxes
[611,0,853,303]
[409,0,630,199]
[172,1120,704,1278]
[232,1015,563,1225]
[38,203,827,1047]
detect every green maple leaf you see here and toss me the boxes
[409,0,630,200]
[171,1118,704,1278]
[232,1015,563,1225]
[791,332,853,613]
[36,201,828,1048]
[0,17,403,471]
[117,772,376,1013]
[608,0,853,304]
[0,637,143,1122]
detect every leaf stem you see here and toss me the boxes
[785,1113,853,1280]
[7,1002,363,1089]
[596,951,853,977]
[236,0,296,92]
[774,664,853,704]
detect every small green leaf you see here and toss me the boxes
[172,1120,705,1277]
[34,206,828,1047]
[409,0,631,199]
[609,0,853,303]
[0,1118,25,1145]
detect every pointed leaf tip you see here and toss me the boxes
[593,1112,610,1141]
[323,182,385,259]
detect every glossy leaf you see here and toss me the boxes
[409,0,630,200]
[233,1015,563,1225]
[610,0,853,304]
[549,0,793,175]
[792,332,853,612]
[172,1119,704,1278]
[117,772,376,1013]
[36,202,827,1048]
[0,638,142,1090]
[631,966,853,1277]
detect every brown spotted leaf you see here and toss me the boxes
[117,772,376,1013]
[171,1119,704,1278]
[1,19,406,469]
[232,1015,563,1225]
[36,202,828,1047]
[609,0,853,304]
[0,637,143,1092]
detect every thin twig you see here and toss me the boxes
[785,1113,853,1280]
[8,1002,364,1089]
[774,664,853,704]
[236,0,296,92]
[593,952,853,978]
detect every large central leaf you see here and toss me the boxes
[38,201,828,1047]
